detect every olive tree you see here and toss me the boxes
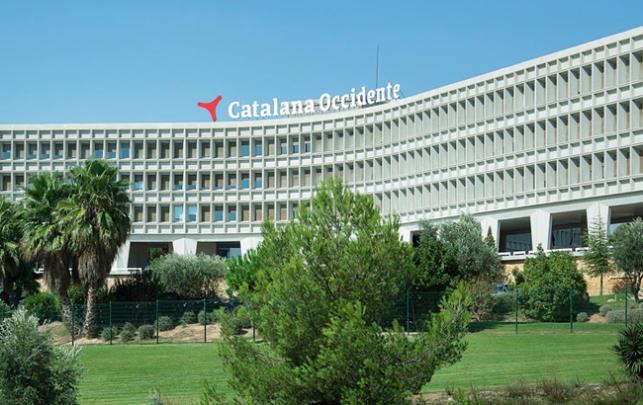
[221,178,472,404]
[149,253,225,299]
[612,218,643,304]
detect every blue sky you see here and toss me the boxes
[0,0,641,124]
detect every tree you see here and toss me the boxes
[414,215,500,290]
[612,218,643,304]
[21,173,76,328]
[485,226,496,249]
[521,247,589,322]
[0,199,36,306]
[0,308,82,404]
[58,160,131,337]
[583,215,612,296]
[222,179,472,403]
[148,253,225,299]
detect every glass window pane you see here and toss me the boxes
[173,206,183,222]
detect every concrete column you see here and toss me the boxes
[240,236,263,255]
[110,240,131,273]
[530,210,551,251]
[172,238,197,255]
[586,203,610,234]
[478,217,499,250]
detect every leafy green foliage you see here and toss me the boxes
[119,327,134,343]
[413,215,500,290]
[198,309,217,325]
[612,218,643,304]
[21,292,61,323]
[222,179,472,404]
[180,311,197,325]
[0,302,12,322]
[101,326,117,342]
[599,304,613,317]
[614,322,643,381]
[0,309,82,405]
[606,309,643,324]
[520,248,589,322]
[576,312,588,322]
[98,270,163,302]
[138,324,155,340]
[149,254,225,299]
[584,215,612,295]
[155,316,174,331]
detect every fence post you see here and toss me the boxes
[203,298,207,344]
[624,282,628,326]
[405,289,410,332]
[155,299,159,344]
[569,289,573,334]
[515,288,519,334]
[71,303,75,346]
[109,301,113,345]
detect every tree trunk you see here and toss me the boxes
[633,275,641,305]
[83,283,99,338]
[58,291,75,335]
[1,277,10,305]
[599,274,604,296]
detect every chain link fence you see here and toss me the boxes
[63,287,637,345]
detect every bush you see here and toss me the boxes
[0,309,82,404]
[138,324,155,340]
[491,293,514,316]
[520,249,589,322]
[149,254,225,299]
[121,322,137,335]
[180,311,197,326]
[100,326,118,342]
[606,309,643,324]
[155,316,174,331]
[599,304,613,317]
[613,322,643,381]
[0,302,11,322]
[198,310,217,325]
[21,292,61,323]
[218,309,244,336]
[576,312,589,322]
[119,327,134,343]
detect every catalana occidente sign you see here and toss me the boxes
[197,82,401,122]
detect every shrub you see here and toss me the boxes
[218,309,244,336]
[100,326,118,342]
[149,254,225,299]
[0,302,11,322]
[198,310,217,325]
[119,327,134,343]
[0,309,82,404]
[180,311,197,326]
[138,324,155,340]
[21,292,61,323]
[606,309,643,324]
[599,304,613,317]
[520,249,589,322]
[613,322,643,381]
[491,292,514,316]
[155,316,174,331]
[576,312,589,322]
[121,322,137,335]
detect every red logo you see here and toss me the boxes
[197,95,223,122]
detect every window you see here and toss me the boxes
[291,142,300,154]
[147,142,157,159]
[241,174,249,189]
[240,141,250,157]
[254,173,262,188]
[107,143,116,159]
[133,175,143,191]
[173,141,183,159]
[214,206,223,221]
[254,141,263,156]
[304,138,312,153]
[160,206,170,222]
[147,174,157,190]
[173,174,183,191]
[1,144,10,159]
[173,205,184,222]
[279,140,288,154]
[94,144,103,158]
[187,174,197,190]
[227,206,237,221]
[80,143,90,159]
[120,142,130,158]
[133,206,143,222]
[227,174,236,190]
[187,205,197,222]
[201,205,211,222]
[54,143,63,159]
[15,144,24,159]
[147,206,157,222]
[214,174,224,190]
[28,143,37,160]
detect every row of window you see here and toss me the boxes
[130,202,298,223]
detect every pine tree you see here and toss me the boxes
[583,215,612,296]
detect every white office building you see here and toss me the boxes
[1,27,643,274]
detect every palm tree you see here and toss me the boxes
[59,160,131,337]
[21,173,75,327]
[0,198,21,305]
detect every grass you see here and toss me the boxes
[78,322,625,404]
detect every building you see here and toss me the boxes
[1,27,643,277]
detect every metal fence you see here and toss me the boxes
[65,288,637,345]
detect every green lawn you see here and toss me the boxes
[78,323,624,405]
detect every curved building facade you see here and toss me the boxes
[1,27,643,273]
